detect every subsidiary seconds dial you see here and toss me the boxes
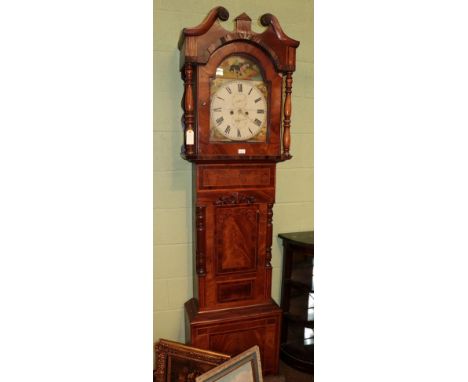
[210,80,267,141]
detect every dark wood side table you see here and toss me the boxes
[278,231,314,374]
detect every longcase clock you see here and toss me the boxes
[178,7,299,375]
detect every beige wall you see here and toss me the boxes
[154,0,313,344]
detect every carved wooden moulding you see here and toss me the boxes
[214,192,256,205]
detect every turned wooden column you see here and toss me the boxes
[183,63,195,156]
[282,71,293,158]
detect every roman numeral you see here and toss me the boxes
[254,97,262,103]
[216,117,224,125]
[238,83,243,92]
[225,125,231,134]
[254,118,262,127]
[225,87,232,94]
[213,107,222,112]
[257,109,265,114]
[217,96,224,101]
[248,88,253,95]
[248,128,253,135]
[237,129,241,138]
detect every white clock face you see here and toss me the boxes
[210,80,267,141]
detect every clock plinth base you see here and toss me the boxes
[184,298,282,375]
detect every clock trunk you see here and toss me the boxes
[191,163,274,312]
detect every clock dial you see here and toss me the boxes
[210,80,267,141]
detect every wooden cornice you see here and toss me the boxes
[178,7,300,72]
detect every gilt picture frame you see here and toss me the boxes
[154,339,231,382]
[195,346,263,382]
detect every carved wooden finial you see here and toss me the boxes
[235,12,251,21]
[217,6,229,21]
[234,12,252,32]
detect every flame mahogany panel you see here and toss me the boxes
[197,201,268,311]
[199,164,274,190]
[214,205,258,275]
[217,280,254,302]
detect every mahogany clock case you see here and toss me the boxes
[178,7,300,376]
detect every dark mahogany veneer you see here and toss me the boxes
[178,7,299,375]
